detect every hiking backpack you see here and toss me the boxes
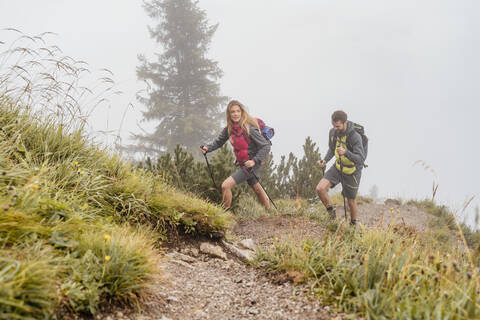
[330,122,368,161]
[256,118,274,142]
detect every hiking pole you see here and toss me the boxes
[243,162,278,210]
[339,156,347,221]
[336,137,347,221]
[200,146,218,190]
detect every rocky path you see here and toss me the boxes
[146,249,338,320]
[93,200,432,320]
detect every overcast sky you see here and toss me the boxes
[1,0,479,223]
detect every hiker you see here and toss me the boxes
[316,110,366,225]
[201,100,271,210]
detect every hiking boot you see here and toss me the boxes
[210,231,225,239]
[327,207,336,221]
[350,219,357,226]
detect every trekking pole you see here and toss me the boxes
[243,162,278,210]
[336,137,347,221]
[339,155,347,221]
[200,146,218,190]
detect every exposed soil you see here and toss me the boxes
[356,200,432,231]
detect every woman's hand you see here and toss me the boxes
[200,145,209,155]
[244,160,255,168]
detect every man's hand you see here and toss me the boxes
[336,146,346,156]
[244,160,255,168]
[200,145,209,155]
[317,160,326,168]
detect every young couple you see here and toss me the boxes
[201,101,366,224]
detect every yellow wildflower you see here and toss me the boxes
[397,209,400,213]
[105,255,111,261]
[104,234,111,241]
[32,184,39,189]
[274,237,279,241]
[74,161,79,166]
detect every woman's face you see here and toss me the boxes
[229,105,242,123]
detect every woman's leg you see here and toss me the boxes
[221,176,237,209]
[250,182,270,209]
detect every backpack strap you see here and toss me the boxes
[329,131,336,151]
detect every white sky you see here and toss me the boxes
[1,0,479,223]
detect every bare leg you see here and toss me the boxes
[251,182,270,209]
[347,198,358,221]
[221,176,236,209]
[316,178,333,208]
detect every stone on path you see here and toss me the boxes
[221,240,254,262]
[238,238,256,251]
[200,242,227,260]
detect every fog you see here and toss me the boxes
[1,0,478,222]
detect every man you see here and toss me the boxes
[316,110,365,225]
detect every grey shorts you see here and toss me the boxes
[231,164,263,186]
[324,165,362,199]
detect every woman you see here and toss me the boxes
[201,100,271,210]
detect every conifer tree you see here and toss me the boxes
[136,0,227,155]
[294,137,323,200]
[259,152,278,199]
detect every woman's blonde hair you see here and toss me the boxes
[226,100,259,137]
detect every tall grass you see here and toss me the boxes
[257,217,480,319]
[0,31,231,318]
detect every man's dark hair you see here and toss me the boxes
[332,110,348,123]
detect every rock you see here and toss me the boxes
[384,198,401,206]
[193,310,207,318]
[248,308,259,315]
[174,252,197,263]
[238,238,256,251]
[200,242,227,260]
[160,316,172,320]
[166,296,180,303]
[221,240,254,262]
[170,259,195,269]
[115,311,124,318]
[190,247,199,257]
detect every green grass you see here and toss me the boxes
[407,199,480,249]
[0,35,232,318]
[0,100,232,318]
[256,217,480,319]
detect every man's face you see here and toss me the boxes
[332,120,347,135]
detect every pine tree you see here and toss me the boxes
[259,152,278,199]
[136,0,227,156]
[294,137,323,200]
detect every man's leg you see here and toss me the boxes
[343,169,362,225]
[251,183,270,209]
[316,178,337,219]
[221,176,236,209]
[316,178,332,207]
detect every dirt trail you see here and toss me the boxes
[92,201,431,320]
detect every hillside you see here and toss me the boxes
[0,102,232,319]
[1,100,479,319]
[84,194,480,320]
